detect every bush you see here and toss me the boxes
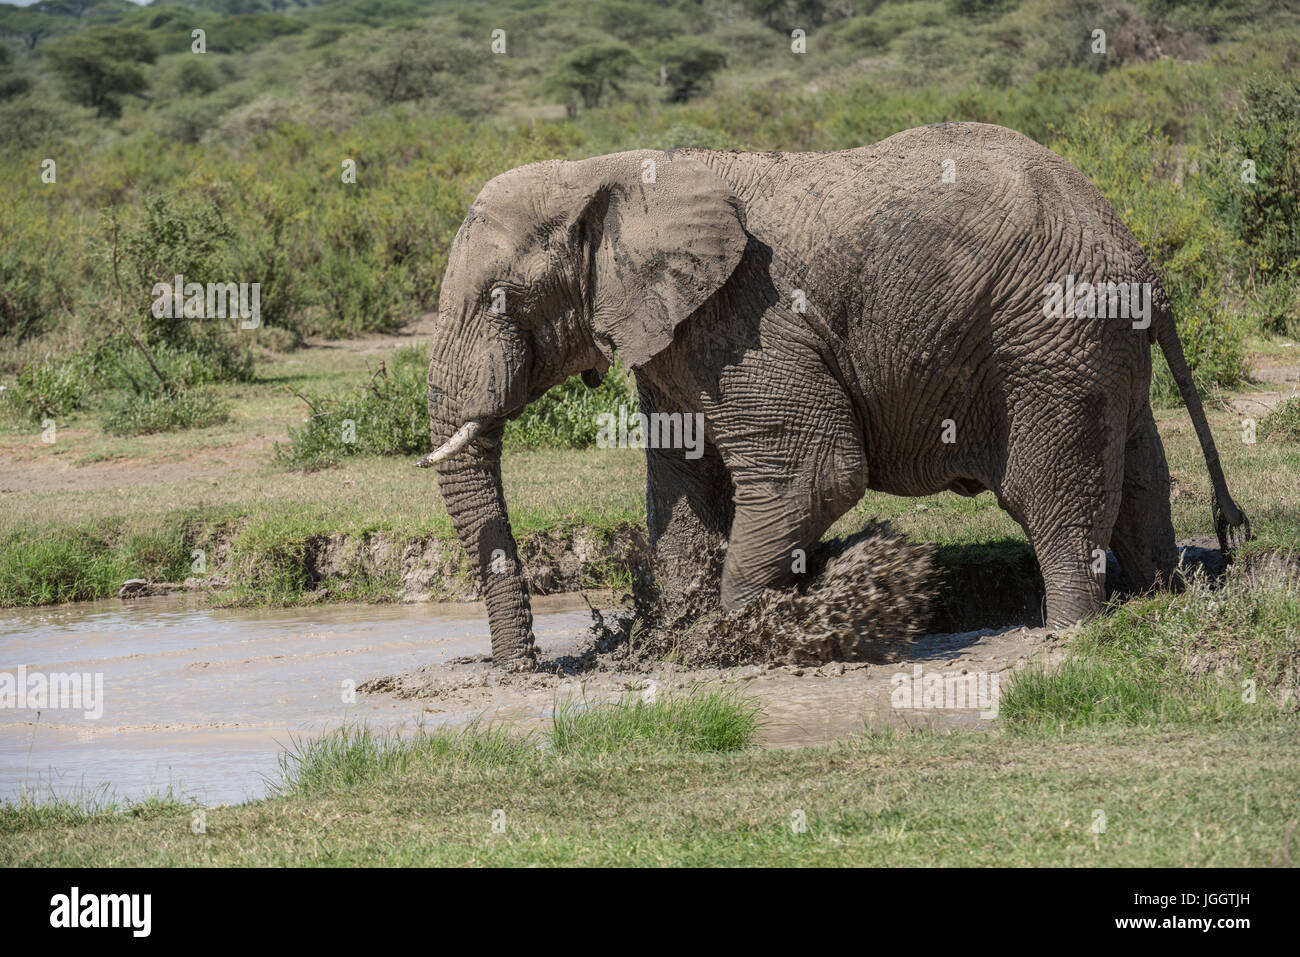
[1259,397,1300,443]
[1243,281,1300,338]
[2,325,252,430]
[1212,75,1300,281]
[546,42,638,112]
[98,387,230,436]
[155,98,225,144]
[505,363,637,450]
[0,203,70,343]
[1,351,98,423]
[170,57,223,97]
[45,27,156,118]
[276,346,430,470]
[276,347,639,468]
[654,37,727,103]
[1050,119,1248,396]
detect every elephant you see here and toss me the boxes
[420,121,1249,672]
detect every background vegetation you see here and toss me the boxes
[0,0,1297,609]
[2,0,1298,443]
[2,2,1296,861]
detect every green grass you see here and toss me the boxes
[1000,560,1300,732]
[273,722,537,799]
[3,721,1295,866]
[99,387,232,436]
[0,792,189,839]
[550,684,762,757]
[0,517,196,606]
[274,686,760,800]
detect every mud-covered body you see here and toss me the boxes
[425,122,1247,669]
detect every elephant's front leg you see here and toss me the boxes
[638,381,734,615]
[714,361,868,610]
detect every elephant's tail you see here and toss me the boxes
[1153,309,1251,554]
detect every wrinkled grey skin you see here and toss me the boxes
[425,122,1248,671]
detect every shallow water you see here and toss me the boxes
[0,594,600,806]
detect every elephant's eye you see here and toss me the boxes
[484,281,526,315]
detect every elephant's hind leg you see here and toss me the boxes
[998,387,1127,628]
[1111,407,1179,593]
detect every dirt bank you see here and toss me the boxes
[123,522,652,604]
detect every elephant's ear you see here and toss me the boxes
[562,151,747,369]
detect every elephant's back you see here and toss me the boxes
[703,125,1158,497]
[706,122,1116,256]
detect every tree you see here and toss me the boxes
[0,11,61,51]
[547,42,637,113]
[45,27,156,118]
[657,37,727,103]
[0,42,32,101]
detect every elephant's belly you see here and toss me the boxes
[866,472,989,499]
[862,427,1002,500]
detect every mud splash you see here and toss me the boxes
[362,522,938,697]
[626,523,934,668]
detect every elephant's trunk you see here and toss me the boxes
[433,429,537,671]
[428,350,537,672]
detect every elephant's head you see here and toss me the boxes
[423,150,748,670]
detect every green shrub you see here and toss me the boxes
[1211,75,1300,281]
[1,351,98,423]
[654,37,728,103]
[1050,119,1248,396]
[505,363,637,451]
[45,27,156,119]
[1243,280,1300,338]
[170,57,223,97]
[98,387,230,436]
[2,333,250,430]
[546,42,639,112]
[277,346,639,468]
[155,98,225,144]
[275,345,430,470]
[0,204,70,343]
[1259,397,1300,443]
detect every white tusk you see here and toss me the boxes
[416,420,485,468]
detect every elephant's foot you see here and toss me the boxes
[1039,549,1107,628]
[491,631,539,673]
[495,649,538,673]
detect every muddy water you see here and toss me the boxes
[0,593,604,806]
[1,592,1059,808]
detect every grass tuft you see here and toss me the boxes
[1260,396,1300,443]
[1000,561,1300,732]
[551,684,761,756]
[273,722,534,798]
[0,792,188,836]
